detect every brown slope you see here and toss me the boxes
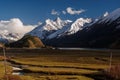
[6,35,45,48]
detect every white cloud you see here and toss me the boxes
[38,21,42,25]
[0,18,37,36]
[51,9,59,15]
[62,11,66,15]
[66,7,85,15]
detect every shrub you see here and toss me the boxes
[106,64,120,79]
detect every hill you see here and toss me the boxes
[6,35,45,48]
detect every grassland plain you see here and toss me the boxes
[0,60,12,80]
[0,48,120,80]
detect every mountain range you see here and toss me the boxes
[1,8,120,48]
[29,17,92,40]
[0,30,21,43]
[43,8,120,48]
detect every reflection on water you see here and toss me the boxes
[12,66,23,75]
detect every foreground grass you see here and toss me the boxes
[20,75,94,80]
[10,57,110,69]
[0,48,120,80]
[105,65,120,79]
[0,62,5,78]
[23,66,99,75]
[0,61,12,79]
[8,56,110,80]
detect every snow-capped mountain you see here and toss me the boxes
[99,8,120,23]
[66,18,92,35]
[0,18,36,43]
[44,8,120,48]
[44,17,72,31]
[29,17,72,39]
[2,8,120,48]
[103,12,109,17]
[29,17,92,39]
[0,30,21,43]
[47,18,92,39]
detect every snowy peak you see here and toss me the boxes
[56,17,62,27]
[103,12,109,17]
[29,17,93,40]
[44,19,57,31]
[67,18,92,34]
[100,8,120,23]
[29,17,72,39]
[0,30,21,42]
[72,18,92,27]
[43,8,120,48]
[29,8,120,41]
[45,19,52,24]
[56,17,62,23]
[44,17,72,31]
[47,18,92,39]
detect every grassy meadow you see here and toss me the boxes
[0,48,120,80]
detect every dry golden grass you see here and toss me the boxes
[3,75,22,80]
[23,66,99,75]
[106,64,120,79]
[0,62,12,79]
[0,48,120,80]
[20,75,94,80]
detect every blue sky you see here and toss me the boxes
[0,0,120,24]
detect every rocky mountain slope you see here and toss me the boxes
[4,8,120,49]
[43,8,120,48]
[29,17,92,40]
[0,30,21,43]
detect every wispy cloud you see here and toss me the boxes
[62,11,66,15]
[38,21,42,25]
[66,7,85,15]
[51,7,85,15]
[0,18,37,36]
[51,9,59,15]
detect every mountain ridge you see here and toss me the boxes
[43,8,120,48]
[29,17,92,40]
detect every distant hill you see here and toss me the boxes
[6,35,45,48]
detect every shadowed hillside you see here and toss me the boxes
[6,35,45,48]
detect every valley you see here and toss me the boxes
[0,1,120,80]
[0,48,119,80]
